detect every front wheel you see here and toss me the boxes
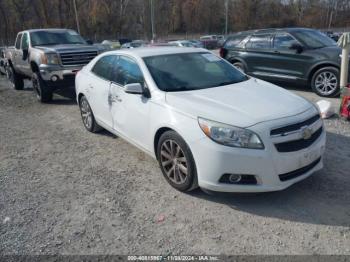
[311,67,340,97]
[32,72,53,103]
[157,131,198,192]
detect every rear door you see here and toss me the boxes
[244,33,275,77]
[88,55,116,127]
[13,33,23,72]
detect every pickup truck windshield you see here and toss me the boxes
[143,52,248,92]
[293,30,336,49]
[30,30,86,46]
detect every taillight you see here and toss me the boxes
[219,47,227,58]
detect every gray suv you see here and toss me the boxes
[220,28,348,97]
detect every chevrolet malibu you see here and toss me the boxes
[75,47,326,193]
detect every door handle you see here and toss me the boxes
[274,50,280,54]
[88,84,94,89]
[108,94,122,103]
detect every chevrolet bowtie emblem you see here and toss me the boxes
[301,126,313,140]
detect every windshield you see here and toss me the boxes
[293,30,336,49]
[30,30,86,46]
[143,52,248,92]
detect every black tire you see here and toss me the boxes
[311,67,340,97]
[32,72,53,103]
[157,131,198,192]
[79,95,102,133]
[8,66,24,90]
[232,61,246,73]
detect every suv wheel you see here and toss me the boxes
[8,66,24,90]
[79,95,102,133]
[32,72,53,103]
[157,131,198,192]
[311,67,340,97]
[232,62,245,73]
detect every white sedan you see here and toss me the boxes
[75,47,326,193]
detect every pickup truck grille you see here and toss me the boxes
[59,51,98,66]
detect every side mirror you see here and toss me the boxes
[86,39,93,45]
[289,43,303,53]
[22,49,28,60]
[124,83,144,95]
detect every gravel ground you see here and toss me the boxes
[0,75,350,255]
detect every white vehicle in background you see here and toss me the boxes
[168,40,196,47]
[75,47,326,193]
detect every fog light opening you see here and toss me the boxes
[228,174,242,183]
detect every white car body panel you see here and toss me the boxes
[75,47,326,192]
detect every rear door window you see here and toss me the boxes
[224,35,248,49]
[246,34,272,49]
[91,55,115,81]
[15,34,22,49]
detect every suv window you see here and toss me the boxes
[273,33,298,49]
[111,56,144,86]
[224,35,248,49]
[15,34,22,49]
[91,55,115,80]
[21,33,29,49]
[246,34,272,49]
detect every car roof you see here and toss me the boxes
[21,28,77,33]
[228,27,318,36]
[103,47,208,58]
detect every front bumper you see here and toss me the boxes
[39,64,82,88]
[190,108,326,193]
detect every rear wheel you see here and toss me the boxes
[8,66,24,90]
[157,131,198,192]
[311,67,340,97]
[32,72,53,103]
[79,95,102,133]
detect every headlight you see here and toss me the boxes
[198,117,264,149]
[41,53,60,65]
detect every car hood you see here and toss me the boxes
[34,44,102,53]
[165,78,313,127]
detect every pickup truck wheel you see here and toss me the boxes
[311,67,340,97]
[8,66,24,90]
[79,95,102,133]
[157,131,198,192]
[32,72,53,103]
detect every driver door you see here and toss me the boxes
[109,55,150,149]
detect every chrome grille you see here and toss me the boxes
[270,114,323,153]
[60,51,98,66]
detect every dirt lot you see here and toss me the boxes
[0,75,350,255]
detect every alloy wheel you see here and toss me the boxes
[314,71,338,96]
[80,98,93,129]
[160,139,188,185]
